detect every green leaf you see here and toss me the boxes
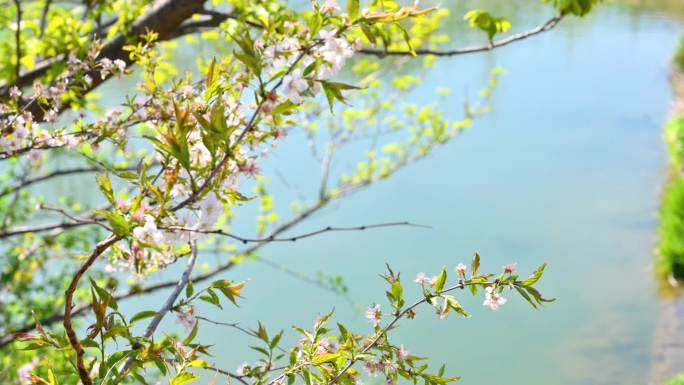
[471,253,480,277]
[94,210,131,237]
[446,296,470,318]
[434,267,447,293]
[348,0,360,20]
[521,263,547,286]
[96,173,116,205]
[90,278,118,310]
[514,286,538,309]
[312,352,341,364]
[170,371,199,385]
[183,319,199,345]
[130,310,157,324]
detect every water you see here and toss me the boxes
[62,1,684,384]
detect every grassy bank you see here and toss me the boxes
[657,38,684,287]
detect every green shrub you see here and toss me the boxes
[658,175,684,280]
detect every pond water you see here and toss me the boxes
[78,1,684,384]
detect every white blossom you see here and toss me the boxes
[197,192,223,229]
[282,69,308,104]
[483,286,507,311]
[365,304,382,326]
[133,215,164,244]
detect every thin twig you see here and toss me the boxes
[359,15,564,57]
[161,221,428,244]
[40,204,112,232]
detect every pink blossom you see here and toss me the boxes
[320,0,340,13]
[383,360,398,373]
[238,160,261,178]
[364,359,381,376]
[503,263,517,274]
[175,309,197,332]
[397,344,409,360]
[414,272,429,284]
[456,263,467,276]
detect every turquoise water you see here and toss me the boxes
[78,1,684,384]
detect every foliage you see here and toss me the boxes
[0,0,592,384]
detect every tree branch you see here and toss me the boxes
[117,240,198,379]
[12,0,22,81]
[63,234,122,385]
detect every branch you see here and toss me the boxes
[39,204,112,232]
[0,165,138,198]
[63,234,121,385]
[39,0,53,38]
[17,0,206,121]
[161,221,428,244]
[117,240,198,379]
[359,15,564,57]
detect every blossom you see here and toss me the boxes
[483,286,507,311]
[456,263,467,276]
[503,263,517,274]
[180,85,194,98]
[414,272,429,284]
[99,58,113,79]
[282,69,308,103]
[173,340,196,360]
[397,344,409,360]
[114,59,127,73]
[364,359,381,376]
[45,108,58,123]
[17,357,38,385]
[320,0,340,13]
[236,362,249,376]
[197,192,223,228]
[116,198,131,211]
[9,86,21,99]
[133,215,164,244]
[366,304,382,327]
[175,309,197,332]
[238,160,260,178]
[383,360,398,373]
